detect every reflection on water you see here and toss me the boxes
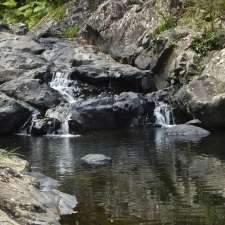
[1,129,225,225]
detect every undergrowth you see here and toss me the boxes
[0,0,67,29]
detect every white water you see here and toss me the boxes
[16,71,78,137]
[49,71,75,104]
[48,71,76,136]
[17,110,40,136]
[154,102,175,127]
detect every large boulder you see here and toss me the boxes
[69,92,154,132]
[0,78,63,111]
[0,32,50,84]
[135,28,201,89]
[0,92,31,134]
[175,48,225,128]
[71,45,156,92]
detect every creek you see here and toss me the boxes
[0,129,225,225]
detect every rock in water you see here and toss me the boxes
[69,92,154,132]
[30,117,61,136]
[81,154,112,165]
[166,124,210,137]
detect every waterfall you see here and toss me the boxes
[45,104,72,136]
[48,71,76,136]
[154,101,175,127]
[17,110,41,136]
[49,71,75,104]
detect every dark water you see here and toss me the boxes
[1,128,225,225]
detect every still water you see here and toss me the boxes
[1,128,225,225]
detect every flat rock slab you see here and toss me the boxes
[0,210,20,225]
[0,150,77,225]
[81,154,112,165]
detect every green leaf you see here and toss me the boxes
[1,0,17,8]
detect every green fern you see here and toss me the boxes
[0,0,66,29]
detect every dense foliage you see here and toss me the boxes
[191,31,225,56]
[0,0,66,28]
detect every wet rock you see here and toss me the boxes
[27,172,60,191]
[0,78,63,111]
[81,154,112,165]
[0,92,31,134]
[30,117,61,136]
[166,124,210,137]
[69,92,154,132]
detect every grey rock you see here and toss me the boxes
[0,92,31,134]
[0,32,50,84]
[8,23,28,35]
[71,45,156,92]
[81,154,112,165]
[166,124,210,137]
[0,155,77,225]
[0,78,63,111]
[175,48,225,128]
[69,92,154,132]
[30,117,61,136]
[0,32,44,54]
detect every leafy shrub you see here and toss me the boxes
[0,0,66,28]
[191,30,225,56]
[61,25,80,38]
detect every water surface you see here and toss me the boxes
[1,128,225,225]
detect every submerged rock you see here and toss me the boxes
[81,154,112,165]
[166,124,210,137]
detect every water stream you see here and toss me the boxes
[154,101,175,127]
[48,71,76,136]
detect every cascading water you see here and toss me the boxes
[154,101,175,127]
[48,71,76,136]
[49,71,75,104]
[17,110,41,136]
